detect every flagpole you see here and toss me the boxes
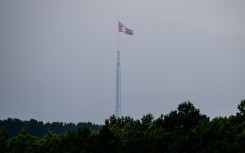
[116,19,133,118]
[118,17,120,51]
[116,17,121,118]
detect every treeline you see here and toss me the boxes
[1,100,245,153]
[0,118,102,138]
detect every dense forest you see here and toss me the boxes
[1,100,245,153]
[0,118,102,138]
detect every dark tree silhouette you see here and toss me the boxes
[1,100,245,153]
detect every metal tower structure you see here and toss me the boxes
[116,50,121,118]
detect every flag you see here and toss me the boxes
[119,22,134,35]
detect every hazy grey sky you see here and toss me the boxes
[0,0,245,124]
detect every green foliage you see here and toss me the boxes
[0,130,8,153]
[0,118,102,138]
[1,100,245,152]
[238,99,245,115]
[7,130,41,153]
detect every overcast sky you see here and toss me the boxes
[0,0,245,124]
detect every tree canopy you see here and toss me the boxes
[1,100,245,153]
[0,118,102,138]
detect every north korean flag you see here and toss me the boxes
[119,22,134,35]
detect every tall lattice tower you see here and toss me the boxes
[116,19,133,118]
[116,50,121,118]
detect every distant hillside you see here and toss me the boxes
[0,118,102,138]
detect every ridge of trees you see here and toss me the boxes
[0,118,102,138]
[1,100,245,153]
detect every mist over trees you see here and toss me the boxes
[1,100,245,153]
